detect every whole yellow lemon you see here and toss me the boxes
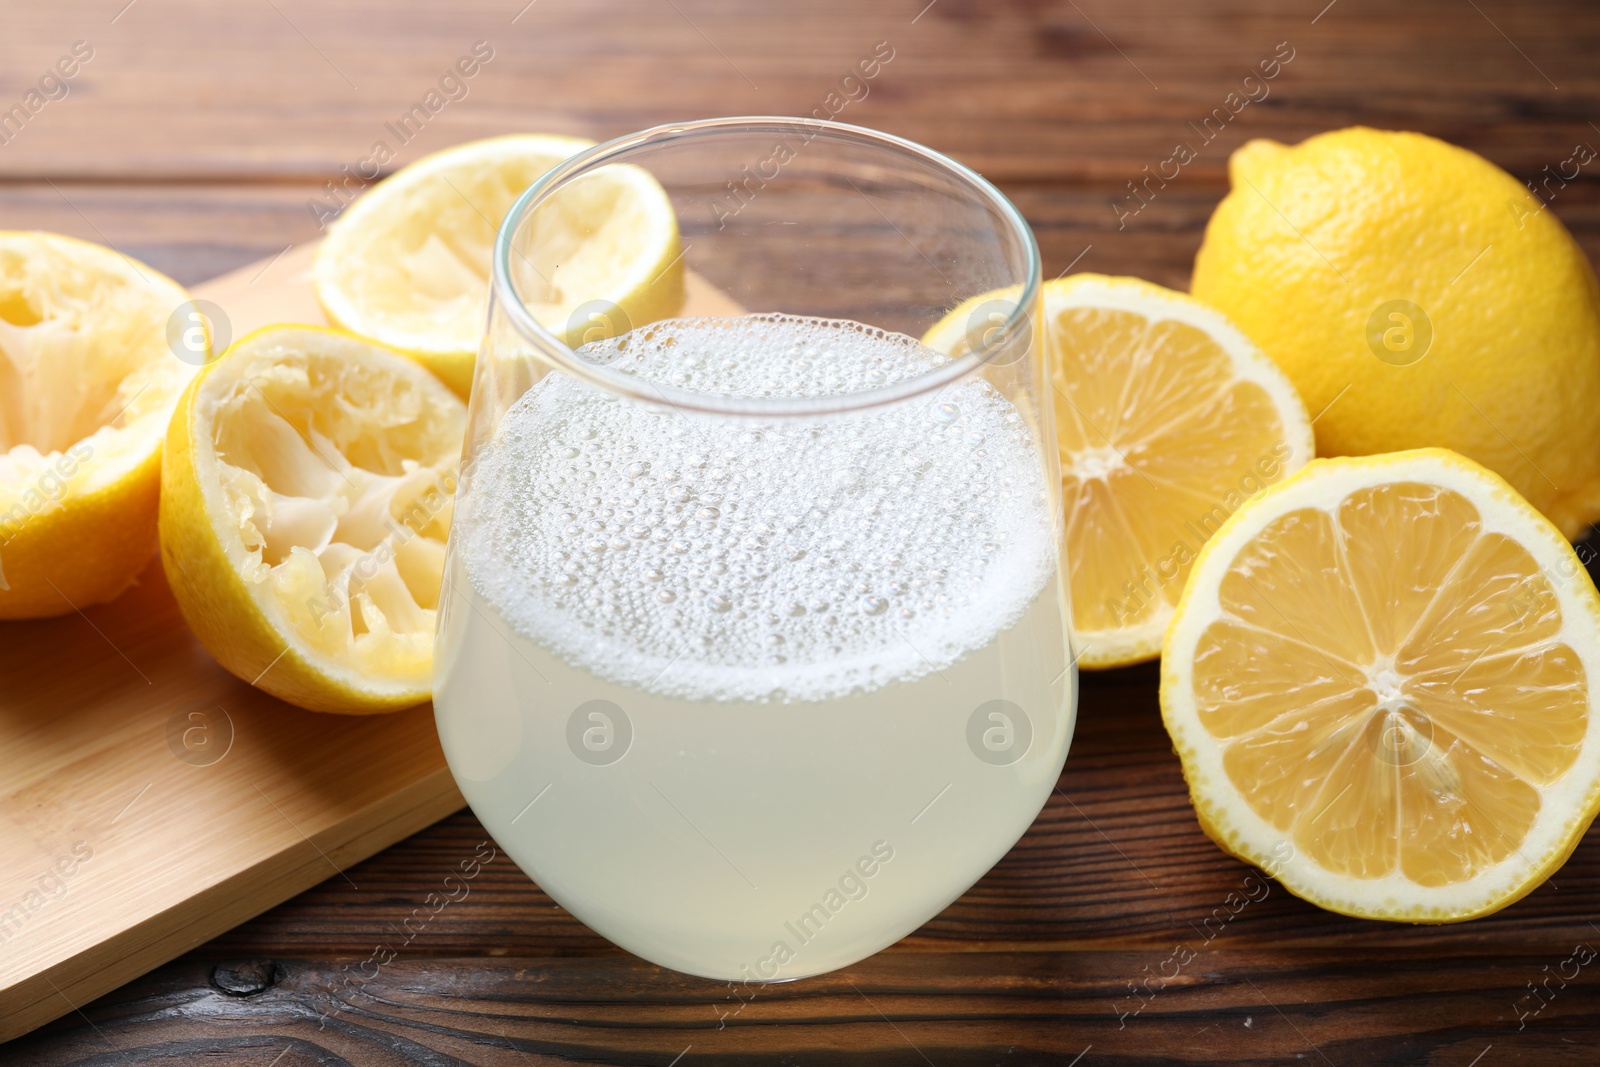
[1192,127,1600,539]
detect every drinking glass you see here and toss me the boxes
[434,117,1074,981]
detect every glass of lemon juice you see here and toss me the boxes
[434,118,1074,981]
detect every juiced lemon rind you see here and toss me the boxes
[160,325,465,713]
[313,134,684,397]
[0,230,200,617]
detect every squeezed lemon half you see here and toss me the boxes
[313,133,684,396]
[0,231,199,618]
[159,325,466,713]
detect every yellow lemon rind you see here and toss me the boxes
[159,324,451,715]
[313,133,685,398]
[0,231,200,618]
[1192,127,1600,541]
[1160,448,1600,922]
[927,274,1314,671]
[1051,275,1314,669]
[0,448,160,618]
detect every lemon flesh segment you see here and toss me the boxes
[0,231,199,618]
[161,326,465,713]
[924,274,1314,669]
[314,134,685,397]
[1163,449,1600,920]
[1192,127,1600,540]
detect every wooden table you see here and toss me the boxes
[7,1,1600,1062]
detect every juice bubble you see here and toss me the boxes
[465,315,1055,703]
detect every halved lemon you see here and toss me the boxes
[313,134,684,397]
[0,231,200,618]
[1162,448,1600,921]
[924,274,1314,668]
[160,325,466,713]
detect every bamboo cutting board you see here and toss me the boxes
[0,241,739,1041]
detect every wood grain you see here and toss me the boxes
[2,0,1598,183]
[13,949,1600,1066]
[0,553,463,1044]
[14,640,1600,1062]
[6,0,1600,1062]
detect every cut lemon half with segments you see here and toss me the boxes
[0,231,200,618]
[160,325,466,714]
[1162,449,1600,921]
[924,274,1314,668]
[313,134,685,397]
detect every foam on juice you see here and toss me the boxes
[462,314,1056,703]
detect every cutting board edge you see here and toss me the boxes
[0,764,464,1043]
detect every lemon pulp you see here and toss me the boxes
[162,326,465,712]
[0,231,198,617]
[926,274,1312,667]
[1164,450,1600,920]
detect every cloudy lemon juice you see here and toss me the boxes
[434,313,1073,980]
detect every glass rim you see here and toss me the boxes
[491,116,1041,419]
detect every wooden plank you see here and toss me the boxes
[175,653,1600,962]
[0,556,464,1043]
[15,644,1600,1055]
[12,949,1599,1064]
[0,243,459,1041]
[7,179,1598,307]
[1,0,1597,184]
